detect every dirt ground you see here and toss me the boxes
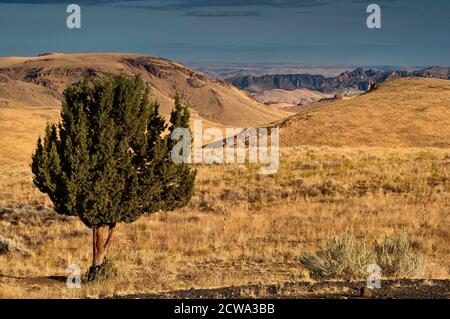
[121,279,450,299]
[1,275,448,299]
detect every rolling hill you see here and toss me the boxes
[276,78,450,147]
[250,88,333,106]
[0,52,289,164]
[0,53,288,127]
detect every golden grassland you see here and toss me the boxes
[0,77,449,298]
[278,78,450,147]
[0,107,60,165]
[0,146,448,298]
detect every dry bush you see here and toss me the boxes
[299,233,425,280]
[299,233,373,279]
[220,188,248,202]
[0,234,23,254]
[198,195,228,215]
[374,234,425,277]
[0,203,64,226]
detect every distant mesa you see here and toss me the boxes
[228,67,450,94]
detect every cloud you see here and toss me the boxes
[350,0,403,5]
[351,0,400,2]
[127,0,331,10]
[0,0,141,4]
[184,10,261,17]
[0,0,331,9]
[0,0,120,3]
[0,0,405,12]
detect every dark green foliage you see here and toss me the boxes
[85,258,117,281]
[31,75,196,229]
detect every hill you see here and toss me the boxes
[277,78,450,147]
[0,53,288,127]
[229,67,450,93]
[0,53,289,164]
[250,88,333,106]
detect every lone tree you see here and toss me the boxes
[31,75,195,278]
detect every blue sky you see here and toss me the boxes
[0,0,449,65]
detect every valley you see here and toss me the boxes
[0,53,449,299]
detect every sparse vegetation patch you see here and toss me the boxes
[299,233,425,280]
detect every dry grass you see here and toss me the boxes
[250,88,333,108]
[299,233,424,279]
[0,146,448,298]
[0,234,23,254]
[279,78,450,147]
[0,107,60,165]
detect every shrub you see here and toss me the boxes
[220,188,247,202]
[0,234,22,254]
[198,195,228,215]
[374,234,425,277]
[299,233,424,280]
[299,233,373,279]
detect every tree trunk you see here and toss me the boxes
[92,225,115,267]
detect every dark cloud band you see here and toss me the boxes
[184,10,261,17]
[0,0,330,7]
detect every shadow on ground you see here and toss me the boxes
[1,274,448,299]
[118,279,450,299]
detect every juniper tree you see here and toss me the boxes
[31,75,195,277]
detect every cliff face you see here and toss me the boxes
[228,67,450,93]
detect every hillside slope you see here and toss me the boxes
[251,88,333,106]
[0,53,287,127]
[277,78,450,147]
[0,53,289,164]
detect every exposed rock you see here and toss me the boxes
[228,67,450,93]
